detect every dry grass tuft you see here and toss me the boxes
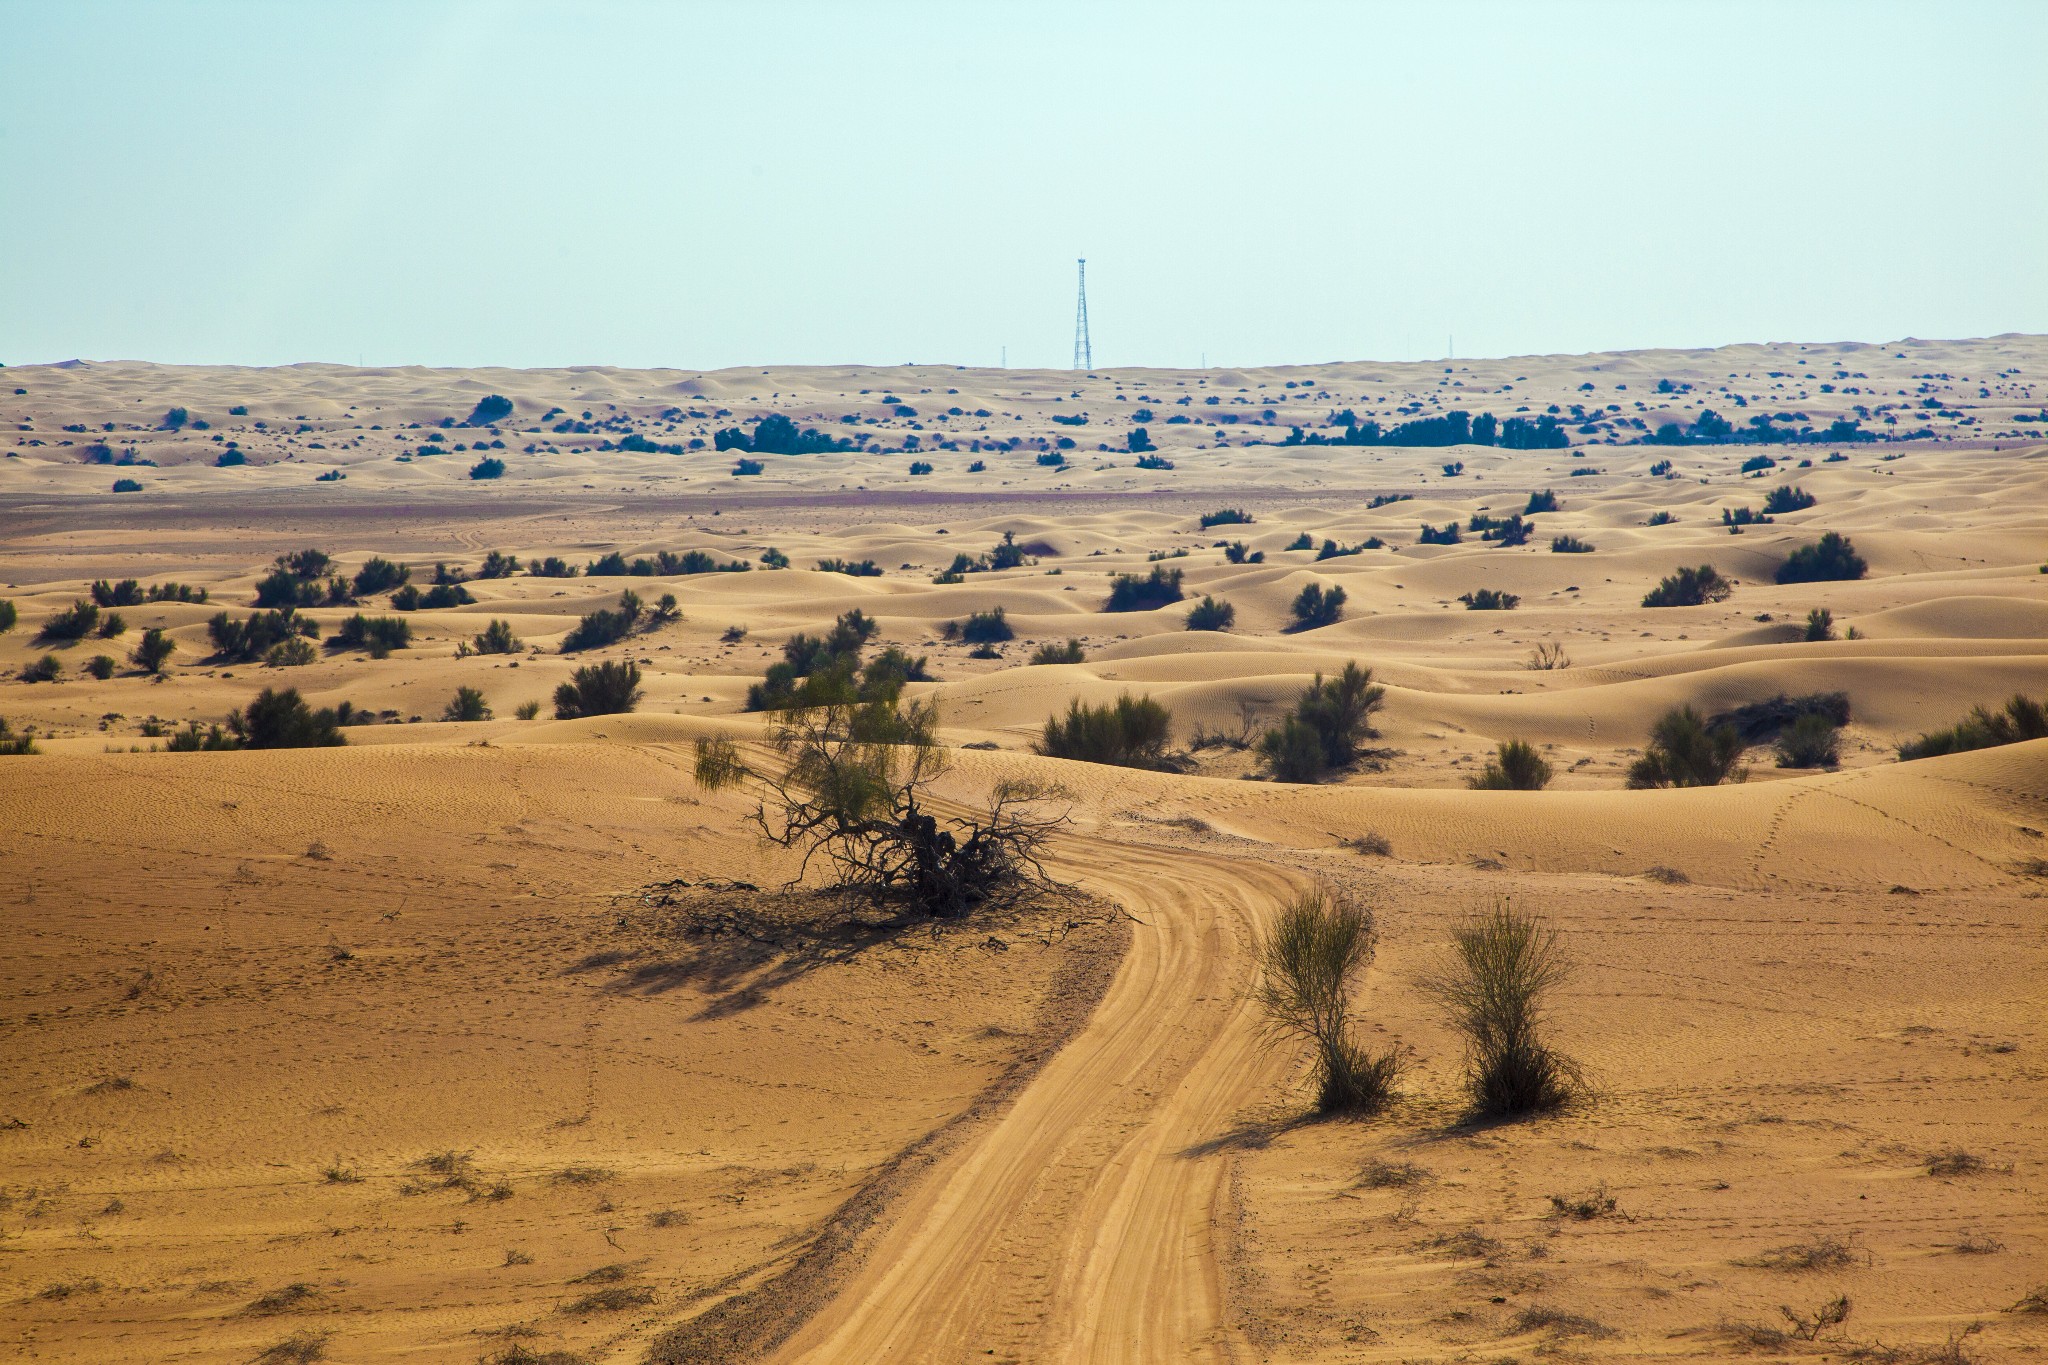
[254,1330,331,1364]
[1254,889,1401,1115]
[2008,1286,2048,1315]
[245,1282,319,1315]
[1356,1158,1429,1188]
[1420,1226,1504,1263]
[552,1164,616,1186]
[1343,831,1393,857]
[559,1285,653,1314]
[570,1263,632,1284]
[1925,1149,1996,1177]
[1737,1234,1868,1272]
[1643,865,1690,884]
[1546,1183,1619,1219]
[1510,1304,1616,1339]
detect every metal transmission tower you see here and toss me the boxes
[1072,258,1092,370]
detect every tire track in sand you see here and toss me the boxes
[760,841,1308,1365]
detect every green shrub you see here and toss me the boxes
[957,608,1013,644]
[329,614,412,658]
[474,619,521,654]
[112,478,143,493]
[442,687,491,722]
[1286,532,1314,551]
[561,592,642,652]
[0,600,15,633]
[1036,693,1174,768]
[1200,508,1253,529]
[478,551,521,578]
[816,558,882,577]
[1460,588,1519,611]
[22,653,61,683]
[209,607,316,663]
[97,611,127,638]
[1289,582,1346,629]
[1550,535,1594,553]
[554,660,642,719]
[168,689,351,751]
[1029,638,1085,665]
[1762,485,1816,514]
[1804,607,1836,641]
[130,628,176,675]
[465,394,513,426]
[514,700,541,720]
[1708,692,1850,743]
[528,556,577,578]
[84,654,116,679]
[1422,904,1581,1118]
[1254,890,1400,1115]
[91,579,145,607]
[1105,565,1185,611]
[1524,489,1559,514]
[1775,713,1841,769]
[0,717,38,755]
[1469,739,1553,790]
[1259,663,1383,781]
[1645,510,1676,526]
[351,557,411,596]
[1626,706,1746,787]
[266,637,317,668]
[1642,564,1733,607]
[468,457,505,480]
[760,546,790,569]
[36,600,99,644]
[1223,541,1263,564]
[1898,693,2048,761]
[1185,596,1235,631]
[1776,532,1867,584]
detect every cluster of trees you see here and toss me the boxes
[1259,663,1382,782]
[166,687,356,751]
[935,532,1030,583]
[1283,411,1569,450]
[587,549,749,577]
[744,609,930,713]
[1036,693,1174,768]
[561,589,677,652]
[1645,410,1878,445]
[713,414,852,455]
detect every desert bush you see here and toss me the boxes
[420,583,473,609]
[744,609,882,711]
[1709,691,1851,742]
[1223,541,1263,564]
[1417,522,1461,545]
[1460,588,1519,611]
[1898,692,2048,760]
[1804,607,1836,641]
[0,600,14,633]
[36,599,100,644]
[1627,706,1746,787]
[145,581,207,603]
[1422,903,1581,1118]
[469,456,505,480]
[1776,531,1867,584]
[329,614,412,657]
[442,686,491,722]
[1526,641,1571,670]
[957,607,1013,644]
[478,551,520,578]
[1550,535,1594,553]
[266,637,317,667]
[907,460,933,475]
[1470,739,1553,790]
[1762,484,1817,514]
[130,628,175,675]
[1255,889,1400,1115]
[1035,693,1174,768]
[1029,638,1085,665]
[1645,510,1676,526]
[1105,565,1185,611]
[1642,564,1733,607]
[111,478,144,493]
[697,692,1064,917]
[209,607,317,662]
[1185,596,1235,631]
[91,579,145,607]
[529,556,577,578]
[166,689,350,751]
[465,394,513,426]
[560,592,642,652]
[352,557,411,597]
[732,457,765,475]
[0,717,39,755]
[1289,582,1347,629]
[21,653,61,682]
[1259,662,1383,782]
[1200,508,1253,530]
[97,611,127,638]
[1775,713,1841,768]
[390,584,422,610]
[1524,489,1559,514]
[84,654,115,679]
[554,660,642,718]
[1285,532,1314,551]
[816,558,883,577]
[474,619,521,654]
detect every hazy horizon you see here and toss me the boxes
[6,0,2044,371]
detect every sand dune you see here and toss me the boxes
[1,340,2044,1364]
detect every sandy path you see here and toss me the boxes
[765,841,1307,1365]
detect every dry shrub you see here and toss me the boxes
[1421,902,1582,1118]
[1737,1234,1868,1272]
[255,1331,332,1364]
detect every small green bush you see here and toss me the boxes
[352,557,411,597]
[1762,485,1816,515]
[1200,508,1253,530]
[0,717,38,755]
[1550,535,1595,553]
[554,660,642,719]
[1029,639,1085,665]
[1775,713,1841,769]
[84,654,116,679]
[1642,564,1733,607]
[1255,890,1399,1115]
[1289,582,1346,629]
[36,600,100,644]
[130,628,176,675]
[1422,904,1581,1118]
[1627,706,1746,787]
[21,653,62,683]
[561,592,642,652]
[1898,692,2047,761]
[1776,532,1867,584]
[1185,596,1235,631]
[469,457,506,480]
[1804,607,1836,641]
[1470,739,1553,790]
[474,619,521,654]
[328,614,412,658]
[957,608,1013,644]
[1460,588,1519,611]
[0,600,15,633]
[1035,693,1174,768]
[442,687,491,722]
[478,551,521,578]
[1524,489,1559,514]
[1259,663,1383,782]
[1105,565,1184,611]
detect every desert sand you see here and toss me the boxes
[1,337,2043,1365]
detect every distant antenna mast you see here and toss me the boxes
[1072,258,1092,371]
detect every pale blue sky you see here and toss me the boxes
[4,0,2043,370]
